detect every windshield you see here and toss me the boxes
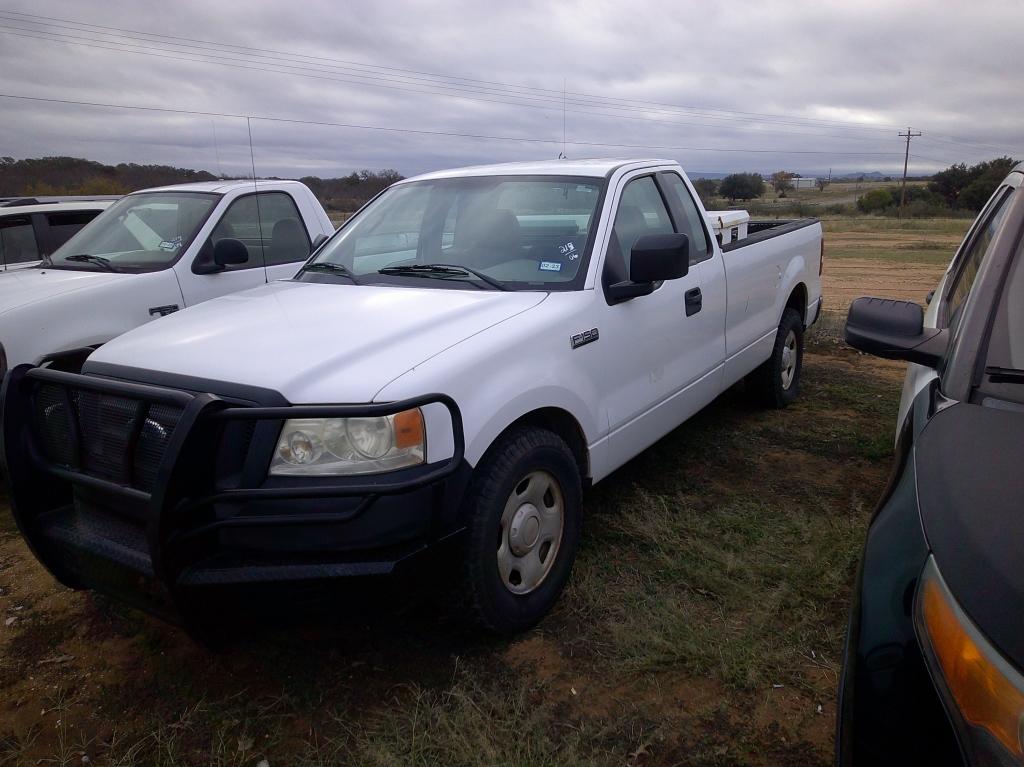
[48,192,219,273]
[300,175,605,290]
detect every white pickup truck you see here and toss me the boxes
[1,159,822,637]
[0,180,334,374]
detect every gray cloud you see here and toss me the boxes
[0,0,1021,179]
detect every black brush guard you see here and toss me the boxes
[0,364,465,631]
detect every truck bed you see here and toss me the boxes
[721,218,820,252]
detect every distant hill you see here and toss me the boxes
[0,156,404,212]
[0,156,219,196]
[833,171,888,180]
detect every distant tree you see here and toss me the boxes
[691,178,718,206]
[858,185,944,214]
[0,156,404,213]
[76,177,129,195]
[771,171,795,194]
[815,177,829,192]
[719,173,765,201]
[929,157,1016,210]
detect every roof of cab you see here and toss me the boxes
[135,179,308,195]
[0,200,115,215]
[403,158,678,183]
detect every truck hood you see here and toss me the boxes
[0,268,127,314]
[87,280,548,403]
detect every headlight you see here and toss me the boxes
[269,408,425,476]
[917,556,1024,764]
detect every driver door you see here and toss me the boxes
[178,192,311,307]
[598,172,722,467]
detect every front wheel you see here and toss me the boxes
[747,307,804,408]
[458,426,582,635]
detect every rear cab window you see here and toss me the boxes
[0,215,40,266]
[44,210,102,254]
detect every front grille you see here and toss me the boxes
[33,383,183,492]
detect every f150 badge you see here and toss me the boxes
[570,328,599,349]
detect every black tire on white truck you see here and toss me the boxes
[458,426,582,634]
[747,307,805,409]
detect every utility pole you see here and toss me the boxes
[899,127,922,219]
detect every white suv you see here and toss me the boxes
[0,198,115,270]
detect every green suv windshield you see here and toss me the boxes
[301,175,605,290]
[47,192,219,273]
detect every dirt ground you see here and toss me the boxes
[823,257,945,313]
[0,348,908,767]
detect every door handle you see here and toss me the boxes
[684,287,702,317]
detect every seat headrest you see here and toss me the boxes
[269,218,308,261]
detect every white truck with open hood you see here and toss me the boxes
[1,158,822,637]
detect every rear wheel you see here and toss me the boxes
[747,307,804,408]
[458,426,582,635]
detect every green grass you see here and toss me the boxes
[566,356,895,690]
[0,352,900,766]
[819,215,971,265]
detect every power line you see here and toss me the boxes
[0,8,916,136]
[0,92,909,157]
[0,25,912,150]
[0,20,894,140]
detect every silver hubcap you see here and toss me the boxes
[497,470,564,595]
[780,329,798,390]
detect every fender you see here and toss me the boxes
[778,257,808,321]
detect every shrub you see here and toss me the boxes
[856,188,893,213]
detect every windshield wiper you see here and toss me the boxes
[63,254,122,273]
[378,263,510,291]
[299,261,360,283]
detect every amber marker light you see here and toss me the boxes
[920,559,1024,761]
[394,407,425,450]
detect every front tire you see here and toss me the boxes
[458,426,582,635]
[747,307,804,409]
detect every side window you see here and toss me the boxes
[0,216,40,266]
[44,211,100,255]
[611,176,674,276]
[204,192,310,270]
[258,193,311,266]
[660,173,711,264]
[944,188,1012,329]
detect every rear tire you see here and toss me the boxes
[747,307,804,409]
[457,426,582,635]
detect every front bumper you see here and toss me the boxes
[0,365,467,631]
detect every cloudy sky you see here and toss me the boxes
[0,0,1021,180]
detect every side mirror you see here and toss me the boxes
[845,297,948,368]
[607,233,689,304]
[213,238,249,267]
[311,233,328,251]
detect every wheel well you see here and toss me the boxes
[39,345,98,373]
[785,283,808,327]
[505,408,590,481]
